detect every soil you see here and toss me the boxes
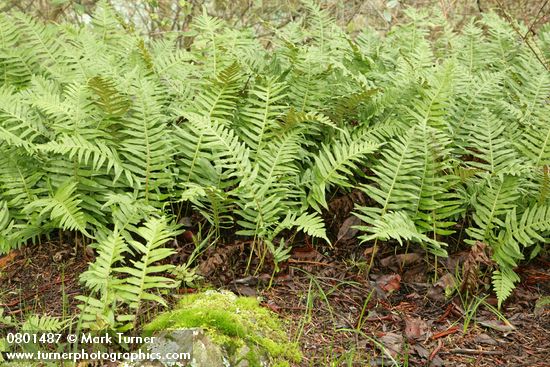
[0,227,549,367]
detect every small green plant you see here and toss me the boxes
[171,226,215,288]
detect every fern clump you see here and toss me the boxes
[0,2,548,313]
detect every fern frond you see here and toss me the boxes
[21,315,65,332]
[303,0,338,55]
[120,77,173,201]
[354,211,446,256]
[235,188,284,238]
[0,86,47,148]
[493,205,550,268]
[404,61,455,131]
[23,180,90,235]
[88,76,130,117]
[254,129,302,194]
[517,106,550,167]
[359,129,423,220]
[466,175,519,244]
[193,62,242,124]
[492,266,520,308]
[116,217,178,310]
[76,294,119,331]
[178,112,252,185]
[238,76,287,153]
[191,9,226,74]
[460,110,525,176]
[276,211,329,243]
[39,134,126,182]
[80,228,128,294]
[12,12,66,78]
[306,135,378,211]
[0,149,45,208]
[449,71,503,144]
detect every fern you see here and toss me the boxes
[466,176,520,244]
[116,217,178,311]
[119,76,173,202]
[23,180,90,235]
[492,266,521,308]
[276,211,329,243]
[355,211,447,256]
[459,110,525,176]
[193,62,242,124]
[238,76,288,153]
[21,315,65,332]
[79,228,128,294]
[38,134,126,182]
[78,217,179,330]
[1,3,549,310]
[305,135,378,211]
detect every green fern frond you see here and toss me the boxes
[191,9,227,74]
[193,62,242,123]
[404,61,455,131]
[492,266,520,308]
[116,217,179,311]
[493,204,550,268]
[39,134,126,182]
[235,188,284,238]
[88,76,131,117]
[76,294,119,331]
[466,175,520,244]
[238,76,287,153]
[0,149,45,208]
[12,12,66,77]
[0,86,47,149]
[359,129,422,220]
[277,211,328,243]
[179,112,252,185]
[80,228,128,294]
[24,180,90,235]
[460,110,525,176]
[120,77,173,201]
[303,0,338,54]
[452,21,492,73]
[21,315,65,332]
[354,211,446,256]
[517,107,550,167]
[449,71,503,144]
[306,135,378,211]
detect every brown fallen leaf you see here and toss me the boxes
[380,253,422,269]
[376,274,401,294]
[378,332,403,357]
[427,273,456,301]
[412,344,430,359]
[336,216,361,242]
[363,245,378,258]
[233,284,258,297]
[474,333,499,345]
[404,317,430,341]
[0,250,18,269]
[477,319,516,332]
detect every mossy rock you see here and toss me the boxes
[141,290,301,367]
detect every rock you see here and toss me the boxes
[123,290,301,367]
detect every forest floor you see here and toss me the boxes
[1,200,549,367]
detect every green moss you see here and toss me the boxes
[143,290,301,366]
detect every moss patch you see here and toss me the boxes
[143,290,301,367]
